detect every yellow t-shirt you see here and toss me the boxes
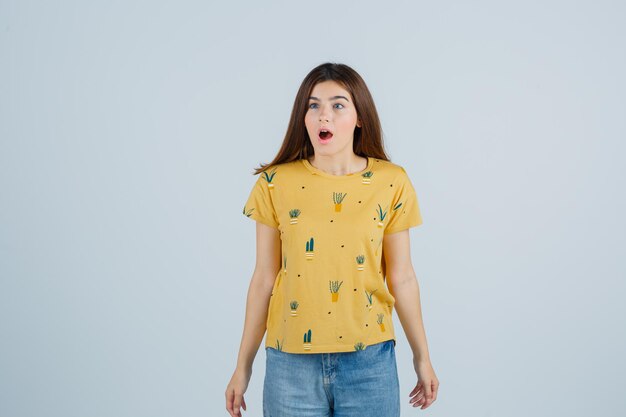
[242,156,423,353]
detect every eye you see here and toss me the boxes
[334,103,344,109]
[308,103,319,109]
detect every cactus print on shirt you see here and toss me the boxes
[242,157,423,353]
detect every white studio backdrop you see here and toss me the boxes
[1,1,624,416]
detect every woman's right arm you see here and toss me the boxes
[237,221,281,370]
[226,221,281,417]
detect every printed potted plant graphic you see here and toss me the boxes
[377,313,386,332]
[365,289,378,310]
[290,300,299,317]
[356,254,365,271]
[392,199,404,213]
[333,192,347,212]
[262,168,277,189]
[283,255,287,273]
[305,237,315,260]
[303,329,312,350]
[275,338,284,351]
[242,204,254,218]
[376,204,388,227]
[289,209,301,224]
[354,342,365,351]
[361,171,374,184]
[330,280,343,302]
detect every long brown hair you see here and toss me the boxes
[252,62,391,175]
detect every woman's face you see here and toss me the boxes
[304,80,361,157]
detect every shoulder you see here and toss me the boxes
[370,158,409,179]
[258,160,301,174]
[254,159,304,185]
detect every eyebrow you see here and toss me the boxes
[308,95,350,102]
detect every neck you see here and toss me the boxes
[308,154,367,176]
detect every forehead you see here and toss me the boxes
[309,80,352,100]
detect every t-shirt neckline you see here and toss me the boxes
[301,156,372,179]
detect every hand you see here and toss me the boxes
[225,366,252,417]
[409,357,439,409]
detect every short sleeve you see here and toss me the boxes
[384,167,423,234]
[242,172,279,229]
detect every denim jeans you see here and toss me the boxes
[263,339,400,417]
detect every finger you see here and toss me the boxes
[420,382,436,409]
[410,396,424,406]
[225,399,235,417]
[410,386,424,401]
[428,380,438,402]
[431,384,438,402]
[233,394,242,416]
[423,380,433,402]
[413,398,424,408]
[225,389,234,413]
[241,395,247,411]
[422,397,435,410]
[410,391,425,405]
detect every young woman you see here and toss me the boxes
[226,62,439,417]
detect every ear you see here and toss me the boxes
[357,119,362,128]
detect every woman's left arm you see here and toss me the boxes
[383,229,439,409]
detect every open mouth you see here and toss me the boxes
[319,128,334,142]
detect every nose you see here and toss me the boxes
[318,106,331,122]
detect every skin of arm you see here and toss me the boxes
[226,221,281,417]
[236,221,281,371]
[382,228,439,409]
[383,228,430,361]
